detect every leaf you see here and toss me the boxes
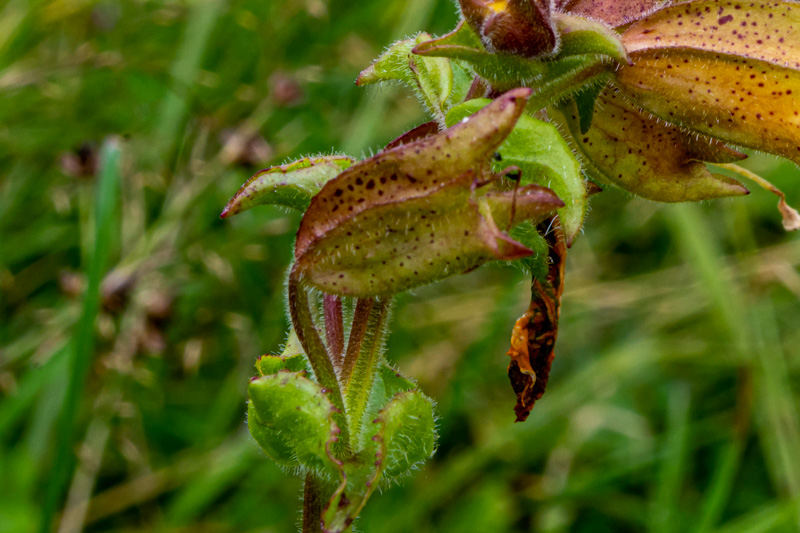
[247,372,340,475]
[556,0,668,28]
[509,221,550,277]
[557,88,750,202]
[357,33,458,122]
[553,11,630,64]
[341,297,392,449]
[524,54,614,112]
[616,48,800,166]
[255,331,308,375]
[220,156,354,217]
[374,390,437,480]
[622,0,800,71]
[447,98,587,244]
[574,81,604,134]
[413,21,549,88]
[413,21,620,99]
[507,219,566,422]
[322,389,435,532]
[293,88,563,297]
[378,363,418,399]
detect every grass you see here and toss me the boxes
[1,1,799,532]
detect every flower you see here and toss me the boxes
[432,1,800,206]
[559,0,800,203]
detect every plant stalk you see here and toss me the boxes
[324,294,344,366]
[288,271,350,450]
[302,473,324,533]
[342,297,391,445]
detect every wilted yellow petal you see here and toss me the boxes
[623,1,800,70]
[617,48,800,165]
[558,88,749,201]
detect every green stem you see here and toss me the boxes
[288,271,350,450]
[302,473,324,533]
[342,297,391,447]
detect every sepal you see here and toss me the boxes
[220,156,354,217]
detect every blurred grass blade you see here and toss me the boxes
[669,203,800,529]
[40,138,122,533]
[0,344,67,439]
[155,0,225,167]
[695,372,751,533]
[342,0,436,155]
[650,383,691,533]
[714,498,800,533]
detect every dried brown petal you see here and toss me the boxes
[507,217,566,422]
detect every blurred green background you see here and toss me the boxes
[2,0,800,531]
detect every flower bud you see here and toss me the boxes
[459,0,558,58]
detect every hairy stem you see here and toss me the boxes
[341,298,374,382]
[324,294,344,366]
[288,270,350,450]
[302,473,324,533]
[342,297,391,446]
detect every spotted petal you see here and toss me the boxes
[556,0,668,28]
[622,0,800,70]
[558,88,749,201]
[616,48,800,165]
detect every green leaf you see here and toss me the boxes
[414,22,616,105]
[293,89,563,297]
[509,221,549,278]
[357,33,457,122]
[446,99,587,245]
[413,21,549,89]
[321,390,436,532]
[574,82,604,135]
[378,364,417,399]
[220,155,354,217]
[523,54,612,113]
[553,11,630,65]
[375,390,437,480]
[342,297,391,450]
[255,331,308,375]
[247,372,340,476]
